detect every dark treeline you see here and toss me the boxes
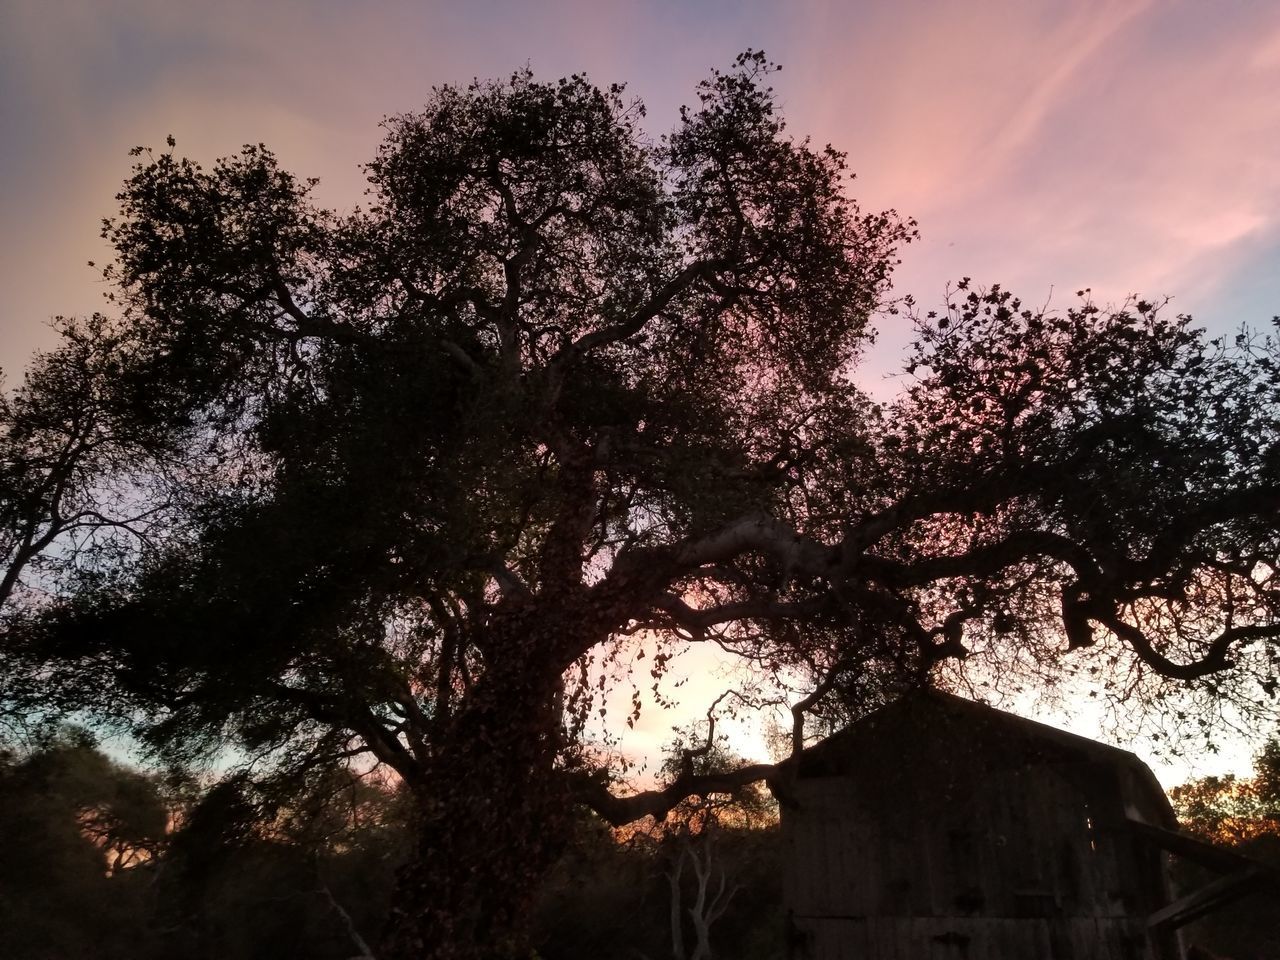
[0,728,784,960]
[7,725,1280,959]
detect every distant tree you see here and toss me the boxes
[0,727,411,960]
[531,814,665,960]
[651,725,778,960]
[1171,739,1280,844]
[4,51,1280,958]
[0,729,169,960]
[154,766,405,960]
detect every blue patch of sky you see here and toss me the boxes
[1191,238,1280,333]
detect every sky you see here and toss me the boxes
[3,0,1279,787]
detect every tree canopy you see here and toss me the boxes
[1172,738,1280,845]
[3,51,1279,958]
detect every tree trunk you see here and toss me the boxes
[667,851,687,960]
[378,669,571,960]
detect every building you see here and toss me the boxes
[780,690,1269,959]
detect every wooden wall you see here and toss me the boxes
[783,768,1171,959]
[790,916,1152,960]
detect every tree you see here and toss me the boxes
[0,728,171,960]
[5,51,1280,958]
[1172,738,1280,845]
[0,314,182,615]
[650,726,777,960]
[0,726,411,960]
[151,765,407,960]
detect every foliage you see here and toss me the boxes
[531,809,782,960]
[641,727,779,960]
[0,314,191,611]
[1171,738,1280,844]
[0,730,417,960]
[152,766,408,960]
[656,723,778,832]
[0,729,170,960]
[0,732,780,960]
[2,50,1279,957]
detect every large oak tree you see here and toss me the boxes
[4,53,1280,958]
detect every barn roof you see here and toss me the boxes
[797,688,1177,829]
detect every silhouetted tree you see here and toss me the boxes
[1172,739,1280,845]
[153,767,406,960]
[0,729,169,959]
[0,314,187,602]
[0,728,414,959]
[5,51,1280,958]
[651,726,777,960]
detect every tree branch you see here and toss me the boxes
[1100,613,1278,681]
[573,761,778,827]
[546,258,720,385]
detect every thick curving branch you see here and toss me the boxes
[1099,614,1279,681]
[572,761,779,827]
[652,593,829,635]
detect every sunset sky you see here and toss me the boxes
[3,0,1279,785]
